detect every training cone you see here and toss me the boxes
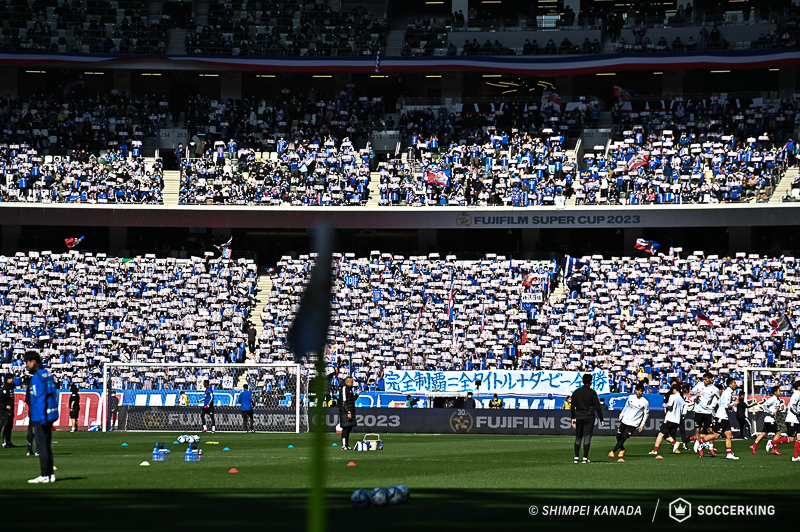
[617,458,625,463]
[140,461,150,466]
[288,445,294,449]
[331,443,338,447]
[223,447,231,451]
[173,441,180,444]
[229,468,239,474]
[655,455,664,460]
[121,443,128,446]
[347,462,356,466]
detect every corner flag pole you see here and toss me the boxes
[287,223,334,532]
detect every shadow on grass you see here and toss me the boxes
[0,488,794,531]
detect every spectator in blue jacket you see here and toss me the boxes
[239,384,254,433]
[25,351,58,484]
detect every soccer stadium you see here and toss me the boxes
[2,0,800,530]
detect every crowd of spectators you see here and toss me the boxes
[184,89,385,143]
[0,86,168,155]
[254,250,800,396]
[576,129,786,205]
[0,252,258,388]
[379,131,573,207]
[256,252,558,391]
[612,97,800,143]
[179,136,371,206]
[0,145,163,204]
[186,1,386,57]
[0,0,169,54]
[0,248,798,399]
[397,98,585,149]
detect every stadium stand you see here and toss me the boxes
[255,251,800,395]
[179,136,372,205]
[185,1,387,57]
[577,130,787,205]
[0,146,164,203]
[0,251,257,388]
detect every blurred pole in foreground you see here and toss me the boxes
[288,223,333,532]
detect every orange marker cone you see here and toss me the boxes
[229,468,239,473]
[347,462,356,466]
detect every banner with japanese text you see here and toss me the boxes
[383,370,610,395]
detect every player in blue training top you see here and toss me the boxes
[201,379,215,433]
[238,384,254,433]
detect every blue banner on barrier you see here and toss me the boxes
[355,392,667,410]
[383,370,610,395]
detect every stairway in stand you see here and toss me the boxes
[252,274,274,358]
[162,170,181,206]
[770,166,798,203]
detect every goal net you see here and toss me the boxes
[743,366,798,437]
[101,363,308,433]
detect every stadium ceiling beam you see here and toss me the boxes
[0,204,799,229]
[2,50,800,75]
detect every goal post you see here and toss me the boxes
[743,366,798,437]
[101,363,308,433]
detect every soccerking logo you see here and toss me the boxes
[669,498,692,523]
[449,411,473,433]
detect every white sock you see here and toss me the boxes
[203,425,207,430]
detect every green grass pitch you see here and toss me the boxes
[1,432,796,531]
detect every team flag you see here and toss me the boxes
[214,237,233,259]
[634,238,660,254]
[426,170,449,187]
[770,313,793,335]
[541,89,561,106]
[627,152,650,170]
[692,309,714,326]
[65,236,84,249]
[565,255,588,278]
[374,50,381,73]
[613,85,637,101]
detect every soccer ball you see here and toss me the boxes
[386,486,403,505]
[370,487,388,507]
[350,489,371,509]
[392,485,410,504]
[191,435,200,443]
[177,435,188,443]
[354,441,367,451]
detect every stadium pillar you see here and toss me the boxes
[418,229,437,254]
[555,76,572,101]
[2,225,21,249]
[623,228,643,251]
[220,73,242,100]
[728,226,751,253]
[109,227,127,251]
[442,74,462,103]
[113,71,130,94]
[452,0,468,18]
[522,229,540,252]
[213,228,232,242]
[662,70,685,98]
[779,66,797,98]
[0,68,18,97]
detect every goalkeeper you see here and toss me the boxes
[201,380,216,433]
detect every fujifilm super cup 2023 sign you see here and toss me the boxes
[456,212,644,228]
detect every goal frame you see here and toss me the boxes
[101,362,303,433]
